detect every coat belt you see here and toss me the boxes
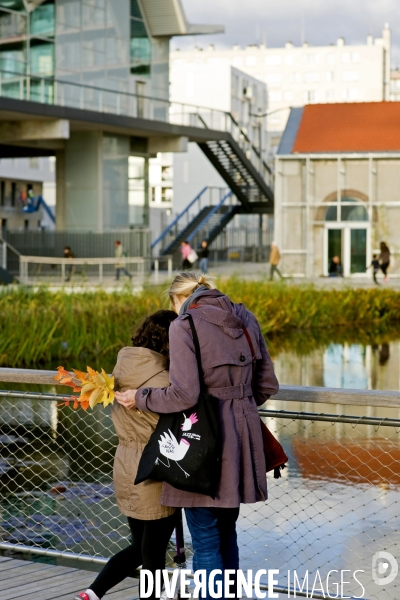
[207,382,253,399]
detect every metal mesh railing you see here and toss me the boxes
[0,388,399,599]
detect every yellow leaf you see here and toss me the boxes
[93,373,106,387]
[89,386,104,408]
[81,382,97,394]
[101,369,114,391]
[103,390,115,408]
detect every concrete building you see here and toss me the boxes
[0,0,223,236]
[390,69,400,101]
[275,102,400,279]
[172,24,391,153]
[163,59,268,216]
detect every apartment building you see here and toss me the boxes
[172,24,391,152]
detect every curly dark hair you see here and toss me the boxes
[131,310,177,367]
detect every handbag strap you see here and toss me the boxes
[242,326,257,387]
[186,314,206,392]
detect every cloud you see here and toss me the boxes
[176,0,400,67]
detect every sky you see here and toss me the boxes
[174,0,400,68]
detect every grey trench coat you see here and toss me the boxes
[136,289,279,508]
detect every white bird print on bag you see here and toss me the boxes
[181,412,198,431]
[156,429,191,477]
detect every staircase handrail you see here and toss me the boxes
[151,186,208,250]
[227,113,273,176]
[192,109,272,177]
[22,196,55,224]
[187,190,233,244]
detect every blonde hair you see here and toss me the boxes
[167,271,214,306]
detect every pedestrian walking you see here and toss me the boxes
[269,241,283,280]
[63,245,75,282]
[180,240,193,270]
[115,271,279,600]
[115,240,132,281]
[74,310,178,600]
[368,254,381,285]
[379,242,391,283]
[199,240,209,274]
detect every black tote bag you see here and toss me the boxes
[135,314,222,498]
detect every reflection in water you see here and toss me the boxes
[274,339,400,391]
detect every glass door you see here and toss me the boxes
[327,228,343,273]
[350,228,367,274]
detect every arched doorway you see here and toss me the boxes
[324,197,369,276]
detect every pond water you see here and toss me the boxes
[1,338,400,599]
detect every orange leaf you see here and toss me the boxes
[73,385,83,392]
[54,366,71,381]
[81,400,90,411]
[87,366,97,377]
[79,391,91,402]
[72,369,88,382]
[73,398,79,410]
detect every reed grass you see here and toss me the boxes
[1,280,400,369]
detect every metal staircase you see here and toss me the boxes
[198,138,273,209]
[152,187,238,265]
[152,112,274,265]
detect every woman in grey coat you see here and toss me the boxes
[116,272,279,597]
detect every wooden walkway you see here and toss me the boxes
[0,556,139,600]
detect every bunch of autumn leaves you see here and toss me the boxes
[55,366,115,410]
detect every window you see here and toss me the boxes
[30,2,55,37]
[265,55,282,66]
[326,52,335,64]
[304,71,319,82]
[161,187,172,202]
[232,56,243,67]
[303,90,316,103]
[352,52,360,63]
[326,89,335,101]
[325,198,368,221]
[265,73,282,84]
[245,56,256,66]
[269,91,282,102]
[291,72,302,83]
[29,157,39,169]
[342,70,359,82]
[326,71,334,82]
[303,53,319,64]
[30,42,54,75]
[151,187,156,202]
[130,0,151,76]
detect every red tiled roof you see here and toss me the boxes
[292,102,400,153]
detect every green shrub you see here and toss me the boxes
[1,281,400,369]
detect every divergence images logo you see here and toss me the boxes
[372,551,399,586]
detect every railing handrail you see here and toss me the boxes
[151,186,208,250]
[1,368,400,409]
[0,235,21,257]
[18,256,146,265]
[0,67,258,130]
[187,190,233,243]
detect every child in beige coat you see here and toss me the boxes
[74,310,177,600]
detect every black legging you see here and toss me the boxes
[381,262,389,276]
[90,513,177,599]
